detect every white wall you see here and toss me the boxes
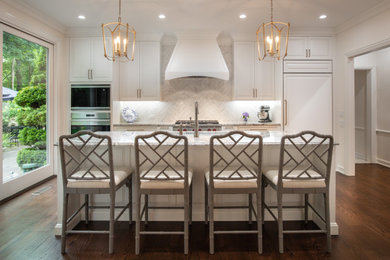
[355,48,390,166]
[335,4,390,175]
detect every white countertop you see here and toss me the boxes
[96,130,284,146]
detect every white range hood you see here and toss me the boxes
[165,33,229,81]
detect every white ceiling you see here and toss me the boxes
[9,0,386,33]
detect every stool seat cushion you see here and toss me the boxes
[263,168,326,188]
[205,169,258,189]
[140,169,193,190]
[67,168,132,189]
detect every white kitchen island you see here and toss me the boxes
[55,131,338,235]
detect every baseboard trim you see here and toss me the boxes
[312,214,339,236]
[336,165,345,175]
[0,175,56,206]
[377,158,390,168]
[54,214,81,237]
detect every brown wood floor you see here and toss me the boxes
[1,164,390,259]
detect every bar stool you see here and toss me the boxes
[262,131,334,253]
[59,130,133,254]
[134,131,192,255]
[205,131,263,254]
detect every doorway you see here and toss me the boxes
[0,24,54,200]
[354,69,375,163]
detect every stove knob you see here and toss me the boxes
[208,129,211,131]
[183,129,187,131]
[213,129,216,131]
[199,129,202,131]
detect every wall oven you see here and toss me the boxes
[71,84,111,133]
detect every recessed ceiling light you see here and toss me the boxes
[239,14,247,19]
[319,14,327,20]
[78,15,86,20]
[158,14,166,19]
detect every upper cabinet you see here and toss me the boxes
[69,38,113,82]
[285,37,333,60]
[118,42,160,101]
[233,42,276,100]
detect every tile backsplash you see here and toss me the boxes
[113,43,281,125]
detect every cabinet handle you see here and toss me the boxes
[252,88,255,98]
[284,99,288,126]
[88,69,90,79]
[255,89,258,98]
[139,89,142,98]
[136,89,139,98]
[305,49,308,58]
[90,69,93,79]
[309,49,311,58]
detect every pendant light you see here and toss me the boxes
[102,0,136,62]
[256,0,290,60]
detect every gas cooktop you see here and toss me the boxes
[175,120,220,125]
[173,120,222,132]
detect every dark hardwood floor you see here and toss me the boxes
[1,164,390,259]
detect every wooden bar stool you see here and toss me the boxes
[59,130,133,254]
[205,131,263,254]
[262,130,334,253]
[134,131,192,255]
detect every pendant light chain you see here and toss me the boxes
[270,0,273,22]
[118,0,122,22]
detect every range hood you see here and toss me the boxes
[165,33,229,80]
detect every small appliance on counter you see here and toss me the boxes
[70,84,111,133]
[257,105,272,123]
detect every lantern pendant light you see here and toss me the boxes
[256,0,290,60]
[102,0,136,62]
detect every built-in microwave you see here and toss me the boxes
[71,84,110,110]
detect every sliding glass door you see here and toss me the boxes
[0,24,54,200]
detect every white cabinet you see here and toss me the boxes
[283,74,332,134]
[285,37,333,60]
[118,42,160,101]
[69,38,113,82]
[233,42,275,100]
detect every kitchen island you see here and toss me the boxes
[55,131,338,235]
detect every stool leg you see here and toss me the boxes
[304,193,309,224]
[85,194,89,224]
[128,179,132,224]
[204,179,208,224]
[184,188,189,254]
[189,183,193,225]
[248,193,253,224]
[261,181,265,224]
[324,192,332,252]
[61,193,69,254]
[209,188,214,254]
[135,192,141,255]
[277,191,284,253]
[145,194,149,225]
[109,192,115,254]
[256,190,263,254]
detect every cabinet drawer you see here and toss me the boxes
[284,60,332,73]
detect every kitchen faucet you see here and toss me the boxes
[194,101,199,137]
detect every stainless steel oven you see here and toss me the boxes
[71,111,111,134]
[71,84,110,110]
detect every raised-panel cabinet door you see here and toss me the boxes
[255,59,275,99]
[119,44,140,100]
[233,42,255,99]
[284,74,332,135]
[308,37,332,59]
[69,38,91,81]
[139,42,160,100]
[284,37,307,60]
[91,38,112,81]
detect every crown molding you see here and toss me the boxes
[336,0,390,34]
[1,0,66,35]
[66,27,163,41]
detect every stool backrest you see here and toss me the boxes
[59,130,114,187]
[209,131,263,185]
[279,131,334,186]
[135,131,188,184]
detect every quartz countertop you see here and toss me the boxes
[113,122,280,127]
[95,130,283,146]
